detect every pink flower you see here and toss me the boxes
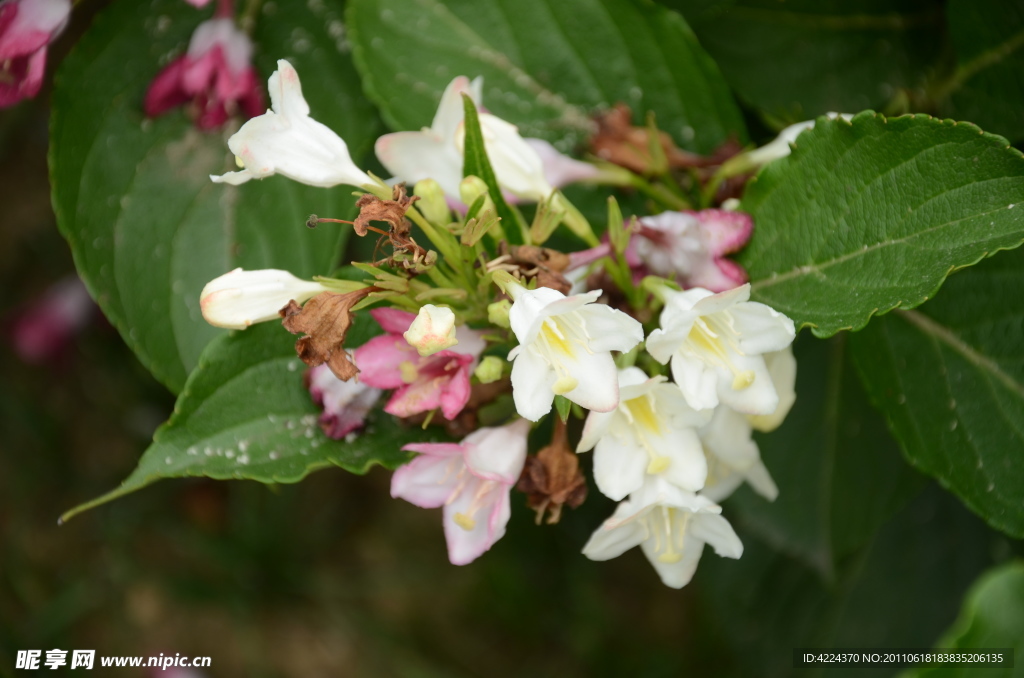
[392,420,531,565]
[354,308,486,421]
[0,0,70,108]
[525,138,601,189]
[10,275,94,364]
[633,209,753,292]
[144,14,264,130]
[183,0,213,6]
[306,363,382,439]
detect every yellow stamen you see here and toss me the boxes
[235,155,246,168]
[541,319,573,357]
[453,513,476,530]
[624,395,661,434]
[399,360,419,384]
[732,370,755,390]
[552,375,579,394]
[647,456,671,474]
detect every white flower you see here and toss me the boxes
[375,76,559,202]
[646,284,795,415]
[747,346,797,433]
[505,281,643,421]
[699,405,778,503]
[403,304,459,356]
[576,367,710,501]
[746,113,853,166]
[210,59,373,188]
[199,268,325,329]
[582,478,743,589]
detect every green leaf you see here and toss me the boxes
[902,562,1024,678]
[50,0,381,393]
[850,247,1024,538]
[727,334,923,577]
[347,0,746,153]
[938,0,1024,144]
[703,485,1002,678]
[461,94,524,239]
[739,112,1024,337]
[667,0,947,122]
[60,322,443,523]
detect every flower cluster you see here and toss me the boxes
[197,60,801,588]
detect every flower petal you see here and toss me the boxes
[510,347,556,421]
[391,451,462,508]
[690,513,743,559]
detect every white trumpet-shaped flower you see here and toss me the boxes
[199,267,325,329]
[583,478,743,589]
[211,59,373,188]
[700,405,778,503]
[375,76,563,202]
[505,282,644,421]
[646,284,795,415]
[577,367,710,501]
[747,346,797,433]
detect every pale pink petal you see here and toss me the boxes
[442,477,506,565]
[391,451,463,508]
[306,364,382,439]
[692,209,753,257]
[525,137,601,188]
[462,420,530,483]
[353,335,417,389]
[369,307,416,335]
[686,257,748,293]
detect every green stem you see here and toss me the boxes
[930,27,1024,102]
[628,174,691,211]
[239,0,262,34]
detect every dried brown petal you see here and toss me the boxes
[353,183,419,237]
[493,244,573,293]
[517,419,587,524]
[279,288,375,381]
[589,103,748,176]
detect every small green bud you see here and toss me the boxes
[487,299,512,328]
[413,178,449,225]
[474,356,504,384]
[460,175,493,213]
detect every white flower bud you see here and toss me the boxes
[403,304,458,356]
[199,268,325,330]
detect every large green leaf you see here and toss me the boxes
[347,0,746,153]
[850,247,1024,538]
[739,112,1024,337]
[903,562,1024,678]
[59,321,442,523]
[727,335,923,578]
[702,485,1002,678]
[50,0,381,393]
[667,0,946,122]
[939,0,1024,144]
